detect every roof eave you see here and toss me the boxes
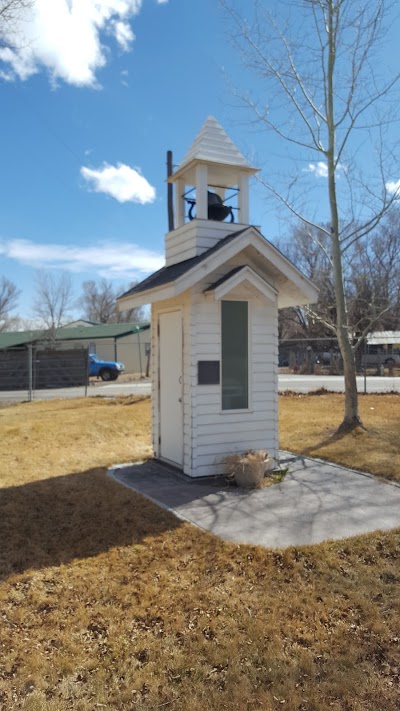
[116,226,318,310]
[175,226,319,304]
[167,158,259,183]
[206,265,278,303]
[117,284,176,310]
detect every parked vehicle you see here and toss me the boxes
[89,354,125,381]
[361,350,400,368]
[278,354,289,367]
[315,352,332,366]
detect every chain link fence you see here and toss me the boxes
[0,347,89,402]
[279,338,400,380]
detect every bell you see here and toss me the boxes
[187,190,234,222]
[207,191,233,222]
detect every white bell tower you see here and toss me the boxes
[165,116,258,267]
[117,116,318,478]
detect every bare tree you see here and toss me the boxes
[80,279,116,324]
[279,212,400,371]
[0,0,30,19]
[0,276,20,330]
[223,0,400,432]
[0,0,33,45]
[116,283,144,324]
[80,278,144,324]
[32,271,74,345]
[348,209,400,335]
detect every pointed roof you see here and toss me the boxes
[168,117,259,186]
[180,116,253,170]
[118,226,319,310]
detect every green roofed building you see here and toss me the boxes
[0,322,150,376]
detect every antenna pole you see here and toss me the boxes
[167,150,174,232]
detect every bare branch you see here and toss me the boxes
[257,175,332,239]
[32,271,74,344]
[0,276,20,330]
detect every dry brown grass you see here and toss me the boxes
[279,392,400,482]
[0,395,399,710]
[0,395,152,488]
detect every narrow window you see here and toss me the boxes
[221,300,248,410]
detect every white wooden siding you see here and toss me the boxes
[150,252,279,478]
[189,273,278,478]
[165,220,246,267]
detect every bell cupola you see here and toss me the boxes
[165,116,259,267]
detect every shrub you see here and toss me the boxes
[224,449,267,489]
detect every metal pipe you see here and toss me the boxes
[28,343,33,402]
[137,328,143,378]
[363,340,367,395]
[167,150,174,232]
[84,348,88,398]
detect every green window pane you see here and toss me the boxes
[221,300,248,410]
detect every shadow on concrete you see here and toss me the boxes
[112,455,400,548]
[0,466,182,580]
[110,459,237,531]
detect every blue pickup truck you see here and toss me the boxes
[89,354,125,381]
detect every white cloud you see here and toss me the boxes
[81,163,156,204]
[157,0,168,3]
[111,20,135,51]
[0,238,164,280]
[120,68,129,86]
[306,162,329,178]
[386,179,400,196]
[305,161,345,179]
[0,0,144,87]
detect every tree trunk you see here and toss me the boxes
[326,1,362,433]
[336,327,363,432]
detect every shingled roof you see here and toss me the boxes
[0,322,150,350]
[119,228,249,299]
[180,116,252,170]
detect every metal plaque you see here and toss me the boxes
[198,360,220,385]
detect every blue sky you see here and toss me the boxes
[1,0,399,322]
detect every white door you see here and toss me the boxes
[159,310,183,467]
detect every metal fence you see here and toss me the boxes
[279,338,400,378]
[0,347,89,402]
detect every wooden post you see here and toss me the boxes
[196,164,208,219]
[175,179,185,228]
[137,328,143,378]
[238,174,249,224]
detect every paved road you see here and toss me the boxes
[279,374,400,393]
[0,374,399,403]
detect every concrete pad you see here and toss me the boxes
[108,452,400,548]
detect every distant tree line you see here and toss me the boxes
[1,206,399,344]
[278,207,400,345]
[0,272,143,335]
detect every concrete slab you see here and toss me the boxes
[108,452,400,548]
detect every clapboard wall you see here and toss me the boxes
[150,257,279,478]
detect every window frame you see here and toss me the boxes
[220,298,252,413]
